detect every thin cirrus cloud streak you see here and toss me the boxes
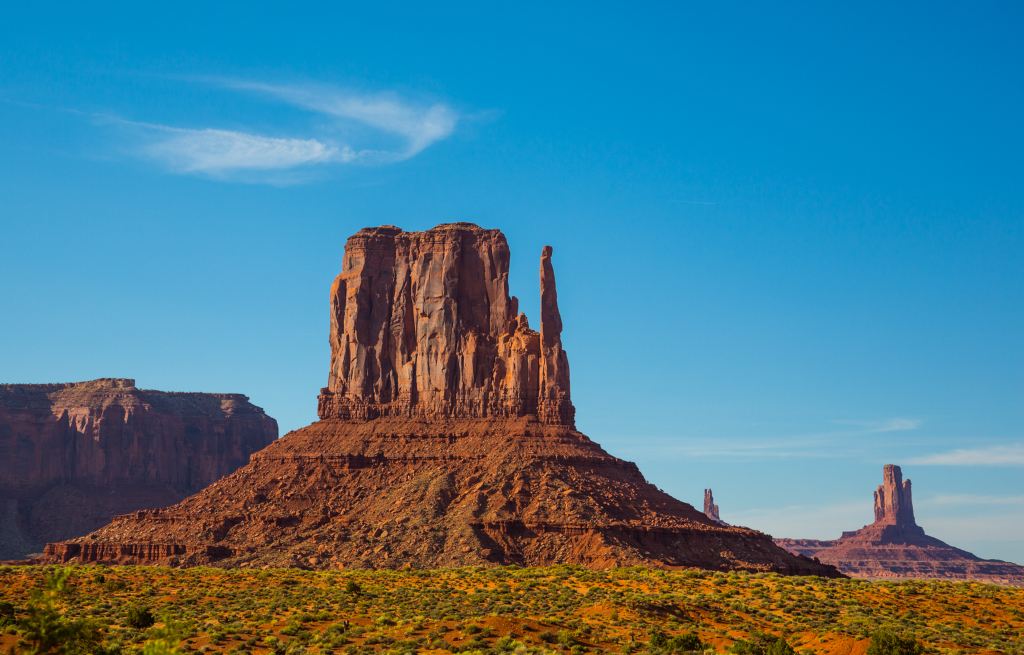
[120,80,459,180]
[908,443,1024,467]
[619,417,924,461]
[220,80,459,161]
[832,417,922,433]
[141,125,345,174]
[921,493,1024,506]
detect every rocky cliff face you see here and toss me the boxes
[0,379,277,559]
[776,465,1024,586]
[703,489,721,522]
[317,224,574,425]
[46,223,837,576]
[873,464,917,528]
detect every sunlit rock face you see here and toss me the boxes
[0,378,276,559]
[317,223,574,426]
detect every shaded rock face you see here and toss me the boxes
[317,224,574,426]
[703,489,721,522]
[777,465,1024,586]
[0,379,277,559]
[46,223,837,577]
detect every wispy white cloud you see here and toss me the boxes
[112,79,460,181]
[623,417,924,461]
[922,493,1024,507]
[221,80,458,161]
[833,417,922,433]
[908,443,1024,467]
[140,125,344,174]
[642,437,840,460]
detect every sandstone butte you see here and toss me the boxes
[44,223,839,575]
[0,378,278,560]
[777,464,1024,586]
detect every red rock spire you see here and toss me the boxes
[538,245,574,425]
[703,489,721,522]
[873,464,917,527]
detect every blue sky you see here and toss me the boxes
[2,2,1022,562]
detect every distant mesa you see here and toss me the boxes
[776,464,1024,586]
[0,378,277,560]
[43,223,838,575]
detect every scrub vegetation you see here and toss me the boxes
[1,565,1021,655]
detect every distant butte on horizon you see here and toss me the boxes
[777,464,1024,586]
[43,222,837,575]
[0,378,277,560]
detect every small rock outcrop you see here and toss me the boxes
[0,379,277,559]
[776,465,1024,586]
[45,223,837,576]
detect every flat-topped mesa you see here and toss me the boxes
[873,464,916,528]
[0,378,277,560]
[317,223,575,426]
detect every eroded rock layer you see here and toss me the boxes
[45,417,834,573]
[0,378,277,559]
[776,465,1024,586]
[45,223,837,576]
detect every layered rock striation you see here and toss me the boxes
[46,223,837,576]
[0,378,277,559]
[777,465,1024,586]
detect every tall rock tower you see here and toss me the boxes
[703,489,721,522]
[317,224,574,425]
[873,464,916,528]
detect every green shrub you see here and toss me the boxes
[558,629,580,648]
[667,632,704,653]
[868,630,924,655]
[0,601,15,626]
[731,633,794,655]
[141,640,178,655]
[18,567,107,655]
[126,605,156,629]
